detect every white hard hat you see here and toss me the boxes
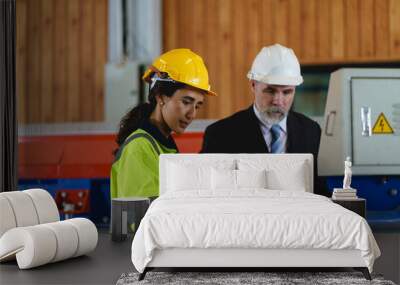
[247,44,303,86]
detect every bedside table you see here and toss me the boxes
[111,197,150,242]
[331,198,366,218]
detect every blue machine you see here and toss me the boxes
[319,68,400,232]
[326,176,400,231]
[19,178,111,228]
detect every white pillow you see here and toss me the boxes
[167,162,210,191]
[211,168,236,189]
[237,158,310,192]
[265,163,307,191]
[167,160,236,191]
[237,169,267,189]
[211,169,267,190]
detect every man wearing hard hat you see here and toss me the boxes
[201,44,327,196]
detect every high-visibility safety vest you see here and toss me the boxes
[110,128,177,199]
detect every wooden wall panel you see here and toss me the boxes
[288,0,301,57]
[360,0,375,57]
[27,0,41,123]
[163,0,400,119]
[242,0,262,112]
[331,0,345,59]
[317,0,332,59]
[191,0,207,118]
[163,0,178,53]
[16,0,27,124]
[301,0,317,60]
[203,0,219,119]
[80,0,95,122]
[390,0,400,55]
[16,0,400,123]
[179,0,191,48]
[94,0,107,121]
[273,0,289,47]
[16,0,108,124]
[40,0,53,122]
[375,0,390,57]
[217,0,233,118]
[232,0,249,112]
[53,0,67,122]
[344,0,360,58]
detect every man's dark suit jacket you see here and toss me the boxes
[201,105,328,196]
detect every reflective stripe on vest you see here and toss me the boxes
[114,133,161,163]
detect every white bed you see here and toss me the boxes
[131,154,380,280]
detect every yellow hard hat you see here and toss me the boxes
[142,48,217,96]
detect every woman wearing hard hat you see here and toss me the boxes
[110,49,216,199]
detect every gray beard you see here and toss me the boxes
[259,106,287,125]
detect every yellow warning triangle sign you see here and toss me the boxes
[372,113,394,134]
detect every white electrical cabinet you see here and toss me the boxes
[319,68,400,176]
[352,78,400,166]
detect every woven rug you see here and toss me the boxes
[116,271,396,285]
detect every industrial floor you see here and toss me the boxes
[0,229,134,285]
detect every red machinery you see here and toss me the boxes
[18,132,204,222]
[19,132,204,179]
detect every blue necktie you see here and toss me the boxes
[270,124,284,153]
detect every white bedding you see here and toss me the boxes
[131,190,380,273]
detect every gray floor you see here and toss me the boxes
[0,230,134,285]
[1,230,398,285]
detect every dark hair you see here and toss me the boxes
[114,80,186,155]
